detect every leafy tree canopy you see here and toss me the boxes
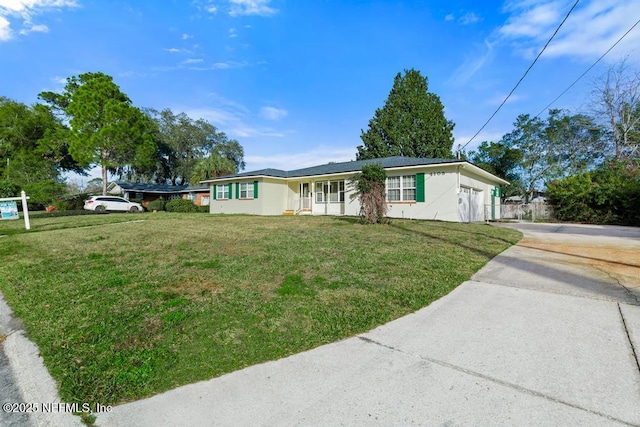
[356,69,455,160]
[39,72,157,195]
[0,97,80,195]
[477,110,607,201]
[127,108,245,185]
[468,140,524,197]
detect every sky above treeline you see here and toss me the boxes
[1,0,639,180]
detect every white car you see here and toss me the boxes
[84,196,144,212]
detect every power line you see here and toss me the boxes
[460,0,580,152]
[534,17,640,119]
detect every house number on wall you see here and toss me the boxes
[429,172,445,176]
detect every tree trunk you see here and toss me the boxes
[102,164,108,196]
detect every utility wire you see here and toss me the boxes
[459,0,580,152]
[534,17,640,119]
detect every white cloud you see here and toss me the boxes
[228,0,276,17]
[164,47,181,53]
[245,147,355,172]
[181,103,286,139]
[19,21,47,34]
[445,13,454,22]
[181,33,192,40]
[459,12,481,25]
[0,15,11,40]
[228,27,237,38]
[205,4,218,13]
[0,0,77,41]
[449,39,496,85]
[450,0,640,87]
[499,0,640,60]
[260,106,287,120]
[209,60,248,69]
[487,93,524,106]
[182,58,204,64]
[500,1,561,38]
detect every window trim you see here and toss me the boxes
[386,175,417,203]
[315,182,325,203]
[216,184,230,200]
[315,180,345,204]
[239,182,254,199]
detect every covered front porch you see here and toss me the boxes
[285,180,347,215]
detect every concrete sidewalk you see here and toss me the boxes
[97,223,640,426]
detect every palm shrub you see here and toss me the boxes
[348,163,388,224]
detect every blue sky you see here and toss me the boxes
[1,0,640,182]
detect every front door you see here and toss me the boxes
[301,183,311,210]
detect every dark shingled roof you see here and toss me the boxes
[113,182,208,193]
[208,156,463,181]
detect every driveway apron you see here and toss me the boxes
[97,222,640,427]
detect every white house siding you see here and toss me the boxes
[383,165,503,222]
[385,165,458,221]
[204,159,508,223]
[458,166,505,222]
[208,178,287,215]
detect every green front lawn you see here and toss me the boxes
[0,213,520,406]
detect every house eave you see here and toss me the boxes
[199,157,508,186]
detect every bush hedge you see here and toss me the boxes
[546,160,640,226]
[147,198,166,211]
[165,198,198,213]
[52,193,90,211]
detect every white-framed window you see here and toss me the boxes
[186,192,196,201]
[239,182,254,199]
[316,181,345,203]
[216,184,230,199]
[402,175,416,201]
[170,194,181,200]
[387,175,416,202]
[329,181,345,203]
[315,182,325,203]
[387,176,401,201]
[201,196,210,206]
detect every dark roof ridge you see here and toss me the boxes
[205,156,462,181]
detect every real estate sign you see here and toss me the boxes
[0,201,19,220]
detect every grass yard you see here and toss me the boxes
[0,212,521,406]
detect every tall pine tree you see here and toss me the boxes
[356,69,455,160]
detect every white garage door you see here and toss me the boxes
[459,187,484,222]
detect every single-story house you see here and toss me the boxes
[107,182,211,207]
[200,156,509,222]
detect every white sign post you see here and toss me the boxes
[0,191,30,230]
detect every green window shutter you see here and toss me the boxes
[416,173,425,203]
[235,182,240,199]
[227,183,232,199]
[254,181,259,199]
[212,185,217,200]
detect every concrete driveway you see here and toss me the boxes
[96,222,640,426]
